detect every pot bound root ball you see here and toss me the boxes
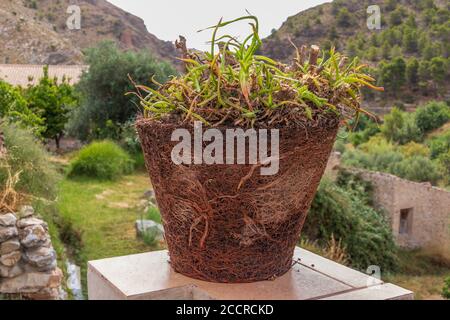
[133,16,382,282]
[137,118,339,282]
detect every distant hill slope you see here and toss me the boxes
[0,0,178,65]
[262,0,450,112]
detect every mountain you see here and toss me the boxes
[262,0,450,112]
[0,0,178,65]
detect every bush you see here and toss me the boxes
[443,277,450,299]
[68,141,134,180]
[304,173,398,271]
[391,156,442,184]
[438,151,450,184]
[343,136,443,184]
[428,131,450,159]
[0,121,60,200]
[343,136,405,172]
[415,101,450,134]
[147,205,162,223]
[381,107,423,144]
[400,141,430,157]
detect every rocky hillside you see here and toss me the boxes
[262,0,450,112]
[0,0,178,65]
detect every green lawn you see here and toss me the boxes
[57,171,161,293]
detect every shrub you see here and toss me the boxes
[343,136,405,172]
[415,101,450,134]
[68,141,134,180]
[381,107,423,144]
[304,173,398,271]
[0,121,60,201]
[443,277,450,299]
[390,156,442,184]
[400,141,430,157]
[438,151,450,184]
[347,114,381,146]
[147,205,162,223]
[428,131,450,159]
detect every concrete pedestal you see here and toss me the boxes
[87,247,413,300]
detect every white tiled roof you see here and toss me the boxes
[0,64,88,87]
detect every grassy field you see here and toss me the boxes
[56,170,161,293]
[385,250,450,300]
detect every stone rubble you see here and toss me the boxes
[135,220,165,241]
[0,206,62,300]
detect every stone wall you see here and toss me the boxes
[358,171,450,255]
[0,206,62,299]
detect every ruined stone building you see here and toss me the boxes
[325,152,450,256]
[359,171,450,255]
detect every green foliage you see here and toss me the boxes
[443,277,450,299]
[400,141,430,157]
[336,8,353,28]
[343,136,404,172]
[402,26,418,53]
[25,66,78,147]
[391,156,442,184]
[381,107,423,144]
[428,131,450,159]
[0,80,44,135]
[147,205,162,223]
[304,172,398,271]
[68,141,134,180]
[389,9,403,26]
[347,115,381,146]
[406,57,419,85]
[429,57,447,83]
[415,101,450,133]
[136,16,381,127]
[69,41,176,141]
[141,227,159,247]
[379,57,406,94]
[342,135,445,185]
[117,120,142,155]
[438,151,450,184]
[0,121,60,199]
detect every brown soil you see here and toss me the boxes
[137,117,339,283]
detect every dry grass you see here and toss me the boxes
[0,164,25,213]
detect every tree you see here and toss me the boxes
[406,58,419,85]
[429,57,447,83]
[381,107,423,144]
[26,66,77,149]
[389,10,403,26]
[336,8,353,28]
[366,47,378,62]
[328,26,338,41]
[380,57,406,94]
[381,41,391,59]
[68,41,176,141]
[418,60,431,80]
[415,101,450,133]
[346,40,358,59]
[0,80,43,134]
[402,27,418,53]
[385,0,397,11]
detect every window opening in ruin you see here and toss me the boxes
[399,208,413,235]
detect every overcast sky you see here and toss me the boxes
[108,0,331,50]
